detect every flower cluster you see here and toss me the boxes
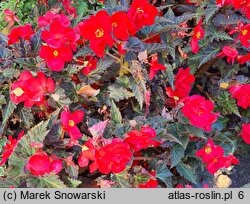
[10,71,55,108]
[78,0,158,57]
[39,12,78,71]
[26,151,63,176]
[181,95,219,132]
[78,126,160,175]
[196,139,239,174]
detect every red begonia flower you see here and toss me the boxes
[78,10,114,57]
[111,11,136,41]
[229,84,250,109]
[237,52,250,64]
[165,67,195,101]
[224,155,239,168]
[10,71,55,108]
[3,9,20,27]
[60,107,84,141]
[78,139,96,168]
[124,126,160,152]
[39,44,73,71]
[206,156,227,174]
[196,139,224,163]
[235,23,250,47]
[182,95,219,132]
[217,46,238,64]
[81,56,98,75]
[94,138,132,174]
[7,24,34,45]
[0,131,24,166]
[149,54,166,80]
[240,123,250,144]
[38,11,70,28]
[50,160,63,174]
[41,20,79,50]
[26,151,51,176]
[190,19,204,53]
[127,0,158,31]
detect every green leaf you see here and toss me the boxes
[214,132,236,155]
[110,100,122,124]
[176,163,198,184]
[67,178,82,188]
[0,167,5,176]
[155,161,173,187]
[0,178,20,188]
[205,3,219,24]
[7,153,25,178]
[164,63,175,89]
[185,125,206,139]
[198,44,221,67]
[207,26,234,42]
[130,79,145,110]
[129,60,147,110]
[27,174,67,188]
[144,43,167,55]
[49,86,71,107]
[0,95,6,108]
[170,144,185,168]
[215,92,241,117]
[114,170,132,188]
[2,100,16,125]
[18,107,34,128]
[162,133,183,145]
[14,110,60,157]
[65,164,79,179]
[108,85,134,102]
[87,56,115,81]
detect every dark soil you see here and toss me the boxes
[230,153,250,187]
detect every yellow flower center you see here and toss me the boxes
[173,96,179,101]
[13,87,24,97]
[55,34,61,39]
[68,120,75,127]
[242,29,248,36]
[53,50,59,57]
[204,147,212,154]
[137,7,144,13]
[112,22,118,28]
[95,28,104,38]
[213,158,218,163]
[196,31,201,39]
[82,145,89,151]
[220,82,229,89]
